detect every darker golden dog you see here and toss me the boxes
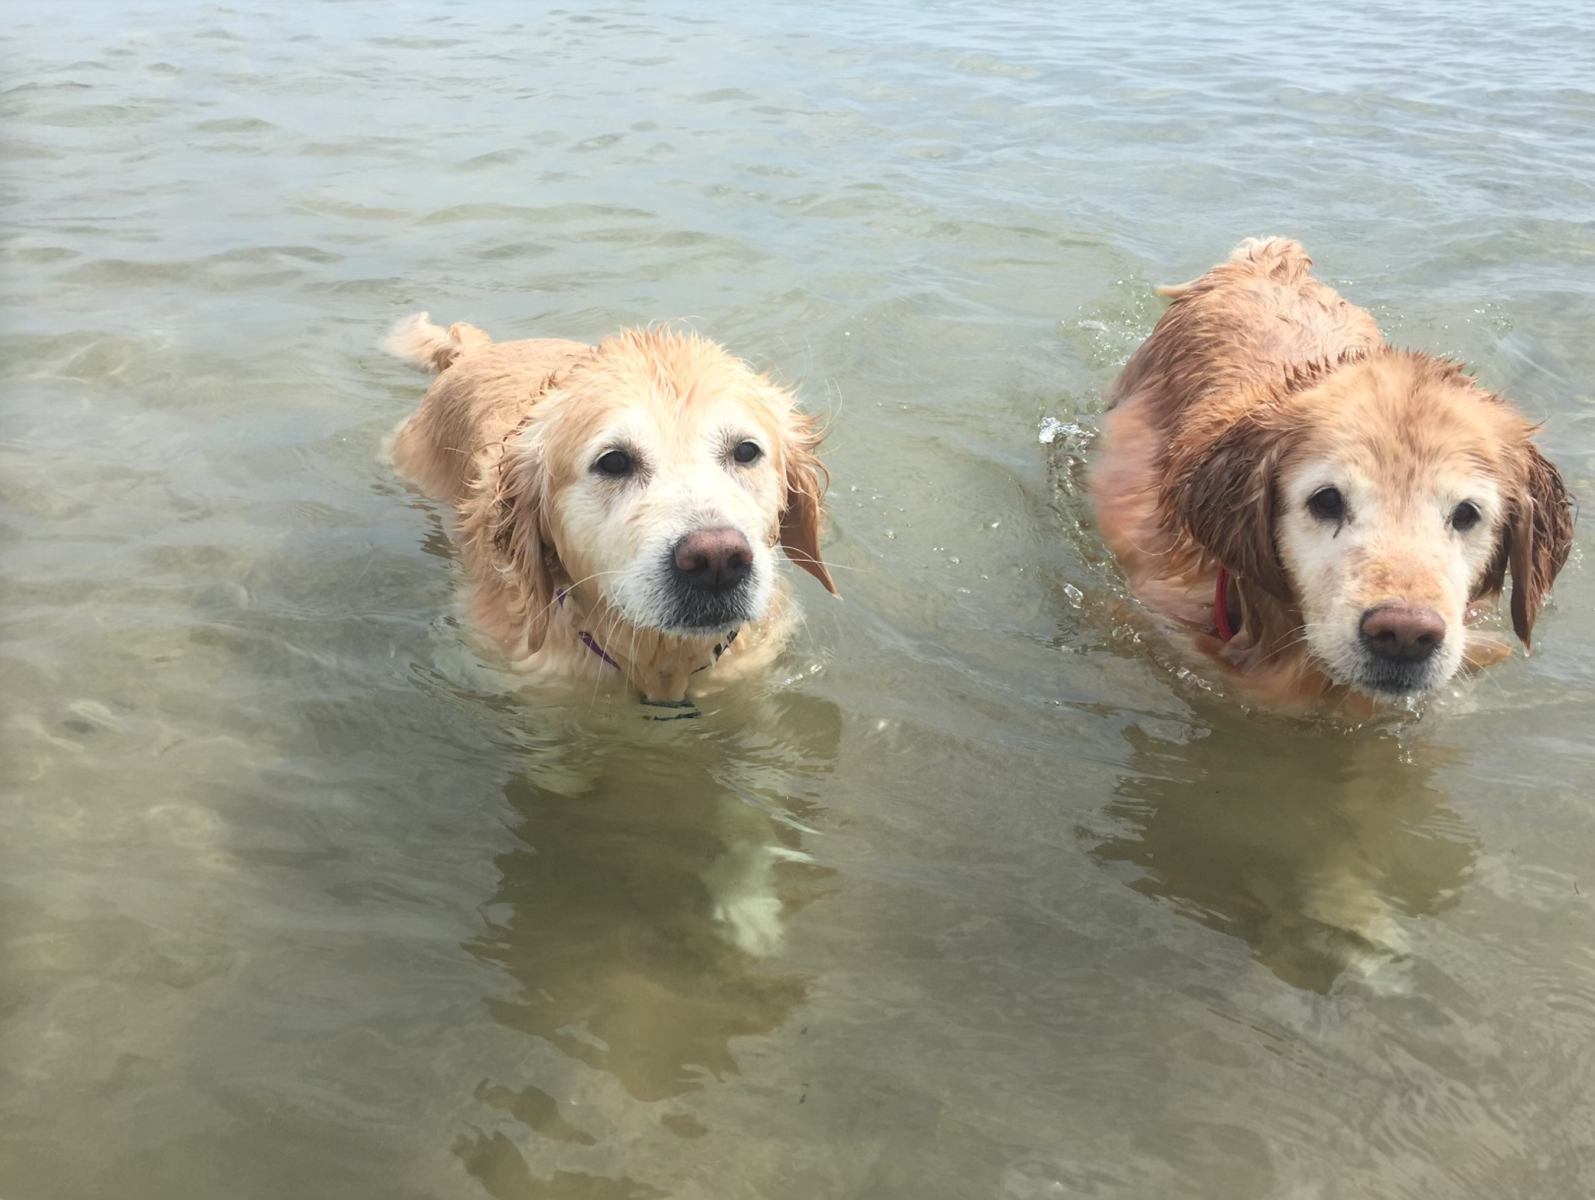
[1091,238,1574,711]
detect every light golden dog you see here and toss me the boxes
[1091,238,1574,712]
[387,315,836,706]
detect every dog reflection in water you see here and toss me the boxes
[1090,716,1476,993]
[454,694,838,1192]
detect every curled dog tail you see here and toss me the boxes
[383,312,492,374]
[1156,235,1311,298]
[1227,235,1311,278]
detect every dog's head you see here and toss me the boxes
[485,329,834,645]
[1167,350,1573,697]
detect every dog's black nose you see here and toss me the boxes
[672,527,753,593]
[1360,605,1445,663]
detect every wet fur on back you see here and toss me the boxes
[1091,238,1574,712]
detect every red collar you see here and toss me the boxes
[1214,567,1236,642]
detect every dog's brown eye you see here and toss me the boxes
[732,440,762,465]
[1307,487,1345,523]
[593,449,633,478]
[1451,501,1481,532]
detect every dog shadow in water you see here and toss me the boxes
[1089,712,1478,994]
[455,692,840,1194]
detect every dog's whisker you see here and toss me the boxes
[524,568,630,629]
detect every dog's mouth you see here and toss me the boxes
[606,588,761,637]
[1347,656,1446,698]
[658,580,760,635]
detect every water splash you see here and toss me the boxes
[1037,416,1094,451]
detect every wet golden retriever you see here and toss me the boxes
[387,315,836,706]
[1091,238,1574,712]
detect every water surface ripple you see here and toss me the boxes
[3,3,1594,1198]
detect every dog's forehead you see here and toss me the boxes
[574,384,781,445]
[574,331,782,409]
[1292,362,1515,484]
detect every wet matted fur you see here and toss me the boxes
[387,315,837,704]
[1090,237,1574,712]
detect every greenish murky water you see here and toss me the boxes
[4,3,1594,1198]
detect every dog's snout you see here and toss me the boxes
[672,527,753,593]
[1359,605,1446,663]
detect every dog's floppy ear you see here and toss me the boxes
[1164,406,1294,602]
[779,410,837,595]
[1497,443,1574,648]
[462,424,559,653]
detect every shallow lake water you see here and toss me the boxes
[4,3,1595,1198]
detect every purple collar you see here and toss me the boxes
[556,588,736,673]
[557,588,620,668]
[578,629,620,669]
